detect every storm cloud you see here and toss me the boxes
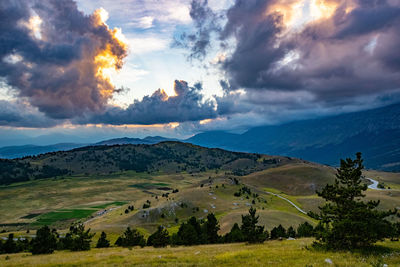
[79,80,217,125]
[0,100,58,127]
[182,0,400,107]
[0,0,128,119]
[174,0,222,60]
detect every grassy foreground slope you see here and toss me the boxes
[1,239,400,267]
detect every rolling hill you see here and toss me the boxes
[1,141,399,239]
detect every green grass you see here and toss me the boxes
[1,239,400,266]
[129,182,170,189]
[32,209,96,226]
[90,201,127,209]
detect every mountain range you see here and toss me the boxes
[187,103,400,171]
[1,103,399,171]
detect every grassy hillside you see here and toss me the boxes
[0,142,399,253]
[1,239,400,267]
[0,142,300,185]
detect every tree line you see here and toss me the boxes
[0,207,324,255]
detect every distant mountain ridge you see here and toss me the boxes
[0,136,176,159]
[1,103,400,171]
[186,103,400,171]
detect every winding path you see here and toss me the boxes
[366,178,385,190]
[265,191,307,215]
[265,178,385,216]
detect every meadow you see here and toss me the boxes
[1,238,400,266]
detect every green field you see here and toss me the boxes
[32,209,97,226]
[1,239,400,266]
[90,201,127,209]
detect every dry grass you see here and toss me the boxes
[1,238,400,267]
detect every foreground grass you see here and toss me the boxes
[1,239,400,266]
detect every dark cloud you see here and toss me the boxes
[0,100,59,127]
[181,0,400,108]
[79,80,217,125]
[0,0,128,119]
[173,0,221,60]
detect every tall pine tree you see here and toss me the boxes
[311,153,396,249]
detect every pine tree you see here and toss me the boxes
[241,207,268,243]
[30,225,58,254]
[64,224,94,251]
[147,226,170,247]
[296,222,314,237]
[224,223,244,243]
[96,231,110,248]
[3,233,18,254]
[115,227,146,247]
[174,216,205,245]
[204,213,220,244]
[287,226,296,238]
[270,224,286,239]
[311,153,396,249]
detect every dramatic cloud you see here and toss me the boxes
[174,0,222,59]
[0,100,58,127]
[0,0,128,119]
[182,0,400,107]
[79,80,217,125]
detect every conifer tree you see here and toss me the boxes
[270,224,287,239]
[96,231,110,248]
[64,224,94,251]
[224,223,244,243]
[204,213,220,244]
[30,225,58,254]
[147,226,170,247]
[115,227,146,247]
[311,153,396,249]
[296,222,314,237]
[241,207,268,243]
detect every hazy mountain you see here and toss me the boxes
[187,103,400,171]
[0,136,176,159]
[95,136,176,146]
[0,143,86,159]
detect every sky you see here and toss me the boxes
[0,0,400,145]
